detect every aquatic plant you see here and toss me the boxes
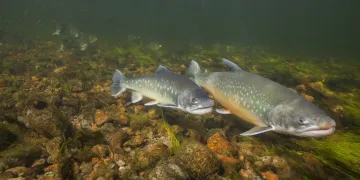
[159,108,180,154]
[293,131,360,178]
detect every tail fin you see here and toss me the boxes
[188,60,201,78]
[110,69,127,97]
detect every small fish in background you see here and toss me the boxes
[52,24,62,36]
[57,44,64,52]
[146,42,163,51]
[68,24,80,38]
[88,35,98,44]
[78,33,88,51]
[188,58,336,137]
[111,65,214,115]
[52,23,97,52]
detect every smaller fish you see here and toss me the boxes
[88,35,98,44]
[52,27,61,36]
[111,65,214,115]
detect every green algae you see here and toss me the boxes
[0,143,41,172]
[293,131,360,178]
[159,108,180,154]
[128,112,151,131]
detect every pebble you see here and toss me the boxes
[95,109,109,126]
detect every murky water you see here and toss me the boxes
[0,0,359,179]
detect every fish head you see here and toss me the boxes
[178,89,214,115]
[270,98,336,137]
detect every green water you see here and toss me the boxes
[0,0,360,179]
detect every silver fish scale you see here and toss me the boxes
[207,71,294,120]
[126,76,178,104]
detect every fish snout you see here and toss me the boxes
[318,118,336,130]
[203,98,215,108]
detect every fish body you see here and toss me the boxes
[188,58,336,137]
[111,65,214,115]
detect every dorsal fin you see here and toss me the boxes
[222,58,242,71]
[155,65,170,74]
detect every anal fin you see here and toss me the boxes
[131,92,143,103]
[240,126,274,136]
[216,108,231,114]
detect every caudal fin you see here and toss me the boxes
[110,69,127,97]
[188,60,201,78]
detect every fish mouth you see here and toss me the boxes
[189,106,213,115]
[298,126,336,137]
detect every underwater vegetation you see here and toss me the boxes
[0,38,360,179]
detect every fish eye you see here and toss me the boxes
[299,117,309,124]
[299,117,304,123]
[191,98,198,104]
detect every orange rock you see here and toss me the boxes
[207,132,237,157]
[90,85,104,93]
[239,168,256,179]
[32,158,46,167]
[53,66,68,73]
[135,105,144,114]
[31,76,40,81]
[5,166,29,176]
[216,153,240,164]
[44,164,58,172]
[118,114,129,125]
[92,144,107,158]
[88,170,97,180]
[92,157,100,164]
[139,171,146,177]
[301,93,314,102]
[261,171,278,180]
[95,109,109,126]
[103,80,112,87]
[295,84,307,92]
[0,79,5,87]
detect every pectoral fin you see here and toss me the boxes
[240,126,274,136]
[131,92,143,103]
[216,108,232,114]
[144,101,158,106]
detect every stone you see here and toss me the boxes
[207,132,237,157]
[92,144,108,158]
[147,158,189,180]
[53,66,68,73]
[109,129,129,153]
[123,135,144,148]
[46,137,62,164]
[175,140,219,177]
[301,93,314,102]
[95,109,109,126]
[5,166,30,177]
[132,143,170,171]
[32,158,46,167]
[0,79,5,87]
[118,114,129,125]
[134,105,144,114]
[254,156,291,178]
[261,171,278,180]
[27,109,62,138]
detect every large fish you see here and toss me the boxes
[188,58,336,137]
[111,65,214,115]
